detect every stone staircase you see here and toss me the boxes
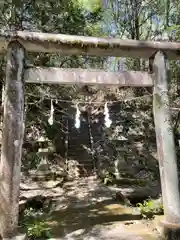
[67,119,95,176]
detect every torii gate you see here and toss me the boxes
[0,31,180,239]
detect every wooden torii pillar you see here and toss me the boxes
[0,32,180,239]
[0,41,25,239]
[152,51,180,238]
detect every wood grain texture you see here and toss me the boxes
[0,31,180,59]
[0,41,25,238]
[152,51,180,225]
[24,67,153,86]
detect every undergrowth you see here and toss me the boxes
[19,207,52,239]
[136,198,163,219]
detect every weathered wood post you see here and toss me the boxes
[0,41,25,238]
[153,51,180,239]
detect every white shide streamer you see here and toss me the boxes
[47,100,112,128]
[104,102,112,128]
[75,103,81,129]
[48,99,54,125]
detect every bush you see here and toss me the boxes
[136,198,163,219]
[20,208,52,239]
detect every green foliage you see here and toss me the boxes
[25,152,41,170]
[27,220,51,239]
[100,170,116,185]
[20,208,52,239]
[1,3,180,228]
[136,199,164,219]
[76,0,101,12]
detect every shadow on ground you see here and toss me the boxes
[40,177,161,239]
[19,176,161,239]
[47,199,141,237]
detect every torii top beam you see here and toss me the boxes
[0,31,180,59]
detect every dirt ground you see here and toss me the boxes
[34,176,162,239]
